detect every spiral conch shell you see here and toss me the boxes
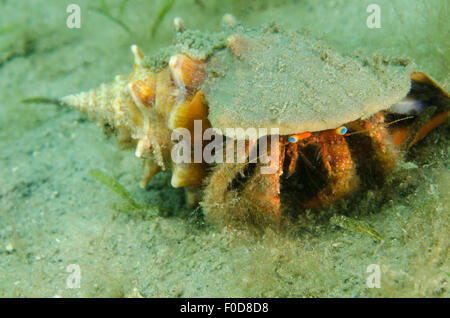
[62,16,428,214]
[62,43,210,205]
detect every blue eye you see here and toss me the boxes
[288,136,296,143]
[336,126,348,135]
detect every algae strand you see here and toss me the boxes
[89,169,171,216]
[330,215,383,241]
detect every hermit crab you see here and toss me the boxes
[62,16,449,225]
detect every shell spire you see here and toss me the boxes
[62,43,212,198]
[61,44,161,167]
[62,75,131,126]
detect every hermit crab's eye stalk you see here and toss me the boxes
[335,126,348,135]
[289,132,312,143]
[288,136,297,143]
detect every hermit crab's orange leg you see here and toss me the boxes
[346,112,400,172]
[409,110,449,146]
[302,130,358,209]
[391,110,449,148]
